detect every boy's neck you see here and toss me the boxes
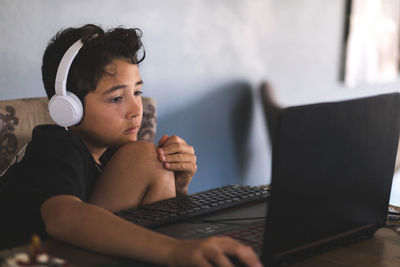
[87,146,107,165]
[69,128,107,165]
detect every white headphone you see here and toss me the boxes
[48,39,84,127]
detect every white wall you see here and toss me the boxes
[1,0,400,203]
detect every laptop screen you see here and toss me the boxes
[262,93,400,263]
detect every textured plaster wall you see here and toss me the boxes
[1,1,400,203]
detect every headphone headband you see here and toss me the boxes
[54,39,83,96]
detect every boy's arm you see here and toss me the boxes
[41,195,175,264]
[41,195,262,267]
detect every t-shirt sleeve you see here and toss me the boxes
[23,137,91,203]
[0,126,94,247]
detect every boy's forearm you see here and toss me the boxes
[41,196,177,265]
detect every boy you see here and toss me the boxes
[0,24,262,267]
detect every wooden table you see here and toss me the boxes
[1,225,399,267]
[2,204,400,267]
[292,226,400,267]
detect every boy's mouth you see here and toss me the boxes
[124,125,139,134]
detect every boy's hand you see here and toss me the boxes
[166,236,263,267]
[157,135,197,195]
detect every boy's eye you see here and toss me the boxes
[134,90,143,96]
[110,96,122,103]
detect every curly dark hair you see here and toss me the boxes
[41,24,145,102]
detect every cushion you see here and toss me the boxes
[0,97,156,175]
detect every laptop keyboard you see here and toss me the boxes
[223,221,265,254]
[116,184,270,228]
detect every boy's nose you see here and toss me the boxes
[126,99,141,119]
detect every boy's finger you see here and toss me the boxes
[159,143,194,155]
[158,134,169,147]
[161,135,185,146]
[159,153,196,164]
[164,162,197,173]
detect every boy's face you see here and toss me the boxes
[73,59,143,150]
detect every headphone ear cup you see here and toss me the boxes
[48,91,83,127]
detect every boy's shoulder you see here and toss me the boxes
[31,124,85,150]
[24,124,91,164]
[2,124,94,187]
[32,124,73,139]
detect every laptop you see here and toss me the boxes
[153,93,400,266]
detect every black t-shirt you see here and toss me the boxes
[0,125,106,249]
